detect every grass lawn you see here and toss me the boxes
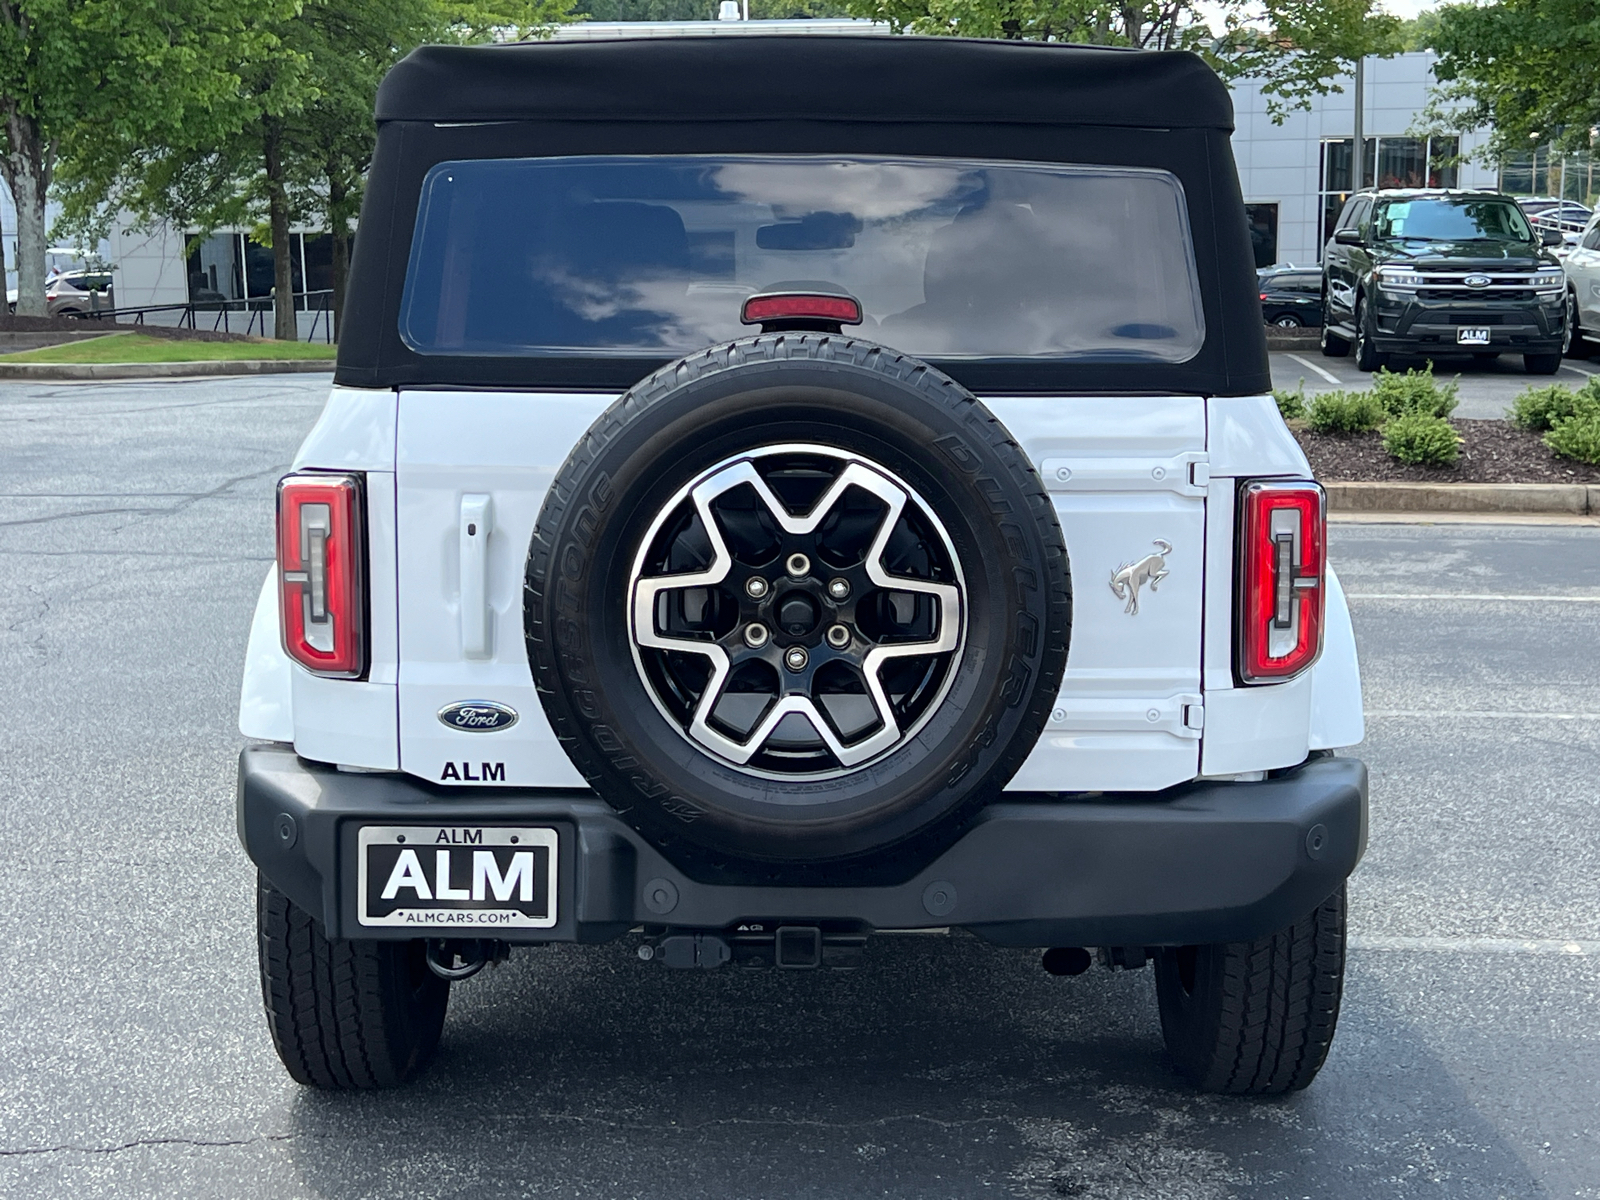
[0,332,337,363]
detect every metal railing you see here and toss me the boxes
[63,289,336,343]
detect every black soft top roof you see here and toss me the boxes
[375,36,1235,131]
[338,37,1268,396]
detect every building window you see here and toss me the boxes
[1316,136,1461,257]
[1499,148,1597,202]
[1244,203,1279,268]
[185,231,325,307]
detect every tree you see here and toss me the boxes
[0,0,271,316]
[839,0,1402,123]
[58,0,571,341]
[1425,0,1600,163]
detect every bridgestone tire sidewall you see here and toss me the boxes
[526,336,1071,870]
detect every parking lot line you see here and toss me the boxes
[1284,352,1342,385]
[1349,936,1598,954]
[1560,362,1596,378]
[1365,709,1600,720]
[1346,592,1600,601]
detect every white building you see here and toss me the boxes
[0,39,1506,315]
[1231,50,1499,268]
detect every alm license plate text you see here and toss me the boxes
[358,826,558,929]
[1456,327,1492,345]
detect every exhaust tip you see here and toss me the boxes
[1042,946,1092,977]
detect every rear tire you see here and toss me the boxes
[1273,314,1302,328]
[1524,352,1563,375]
[257,874,449,1089]
[1154,884,1346,1095]
[1319,325,1349,358]
[1561,291,1587,358]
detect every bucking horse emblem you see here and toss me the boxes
[1109,540,1171,615]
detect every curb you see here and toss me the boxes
[0,358,335,380]
[1325,481,1597,515]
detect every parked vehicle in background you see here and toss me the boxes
[1518,198,1593,256]
[1257,267,1324,327]
[1561,212,1600,357]
[1321,188,1568,374]
[6,270,115,317]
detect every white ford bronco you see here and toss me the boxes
[237,35,1367,1095]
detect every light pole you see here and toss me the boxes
[1353,55,1365,191]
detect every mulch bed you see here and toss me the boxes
[1295,419,1600,484]
[0,312,259,343]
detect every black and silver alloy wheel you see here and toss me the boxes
[526,334,1072,873]
[630,443,965,777]
[1564,289,1586,357]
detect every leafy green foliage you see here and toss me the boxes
[1545,408,1600,464]
[1308,389,1384,434]
[1511,378,1600,431]
[1369,363,1459,419]
[838,0,1401,123]
[1273,383,1308,421]
[1425,0,1600,162]
[1382,412,1462,465]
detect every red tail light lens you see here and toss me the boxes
[1237,480,1325,684]
[278,473,366,678]
[741,292,863,325]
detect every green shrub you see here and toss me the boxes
[1308,389,1384,434]
[1513,378,1600,431]
[1370,363,1459,418]
[1545,409,1600,464]
[1383,412,1462,465]
[1273,383,1307,422]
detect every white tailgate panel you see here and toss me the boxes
[986,397,1206,791]
[396,390,611,786]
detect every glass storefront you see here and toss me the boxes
[184,231,332,307]
[1316,136,1460,257]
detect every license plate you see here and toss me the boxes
[1457,327,1491,345]
[358,826,557,929]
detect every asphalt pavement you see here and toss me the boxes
[1270,348,1598,419]
[1,375,1597,1199]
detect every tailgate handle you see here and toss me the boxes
[460,493,494,659]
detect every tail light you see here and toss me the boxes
[741,292,863,325]
[278,473,366,677]
[1237,480,1325,684]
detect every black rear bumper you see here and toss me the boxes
[237,745,1367,949]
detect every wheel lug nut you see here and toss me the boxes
[745,577,769,599]
[784,646,809,671]
[826,624,851,649]
[785,552,811,579]
[827,577,850,600]
[744,623,770,648]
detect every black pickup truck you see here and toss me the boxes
[1320,188,1568,373]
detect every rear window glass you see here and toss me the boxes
[398,155,1206,363]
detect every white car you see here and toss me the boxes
[1562,213,1600,355]
[236,36,1367,1097]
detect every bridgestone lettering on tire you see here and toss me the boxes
[525,334,1072,873]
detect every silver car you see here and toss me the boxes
[1563,214,1600,356]
[6,271,115,317]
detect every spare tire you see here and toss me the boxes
[526,335,1070,876]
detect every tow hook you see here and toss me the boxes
[425,938,510,980]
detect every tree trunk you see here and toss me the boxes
[328,173,348,344]
[263,123,297,341]
[2,106,49,319]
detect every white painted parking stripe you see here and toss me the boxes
[1366,710,1600,720]
[1350,935,1598,955]
[1284,352,1343,385]
[1560,362,1596,378]
[1346,592,1600,602]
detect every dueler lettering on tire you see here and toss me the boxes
[525,335,1071,875]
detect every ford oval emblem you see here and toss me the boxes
[1463,274,1492,288]
[438,700,518,732]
